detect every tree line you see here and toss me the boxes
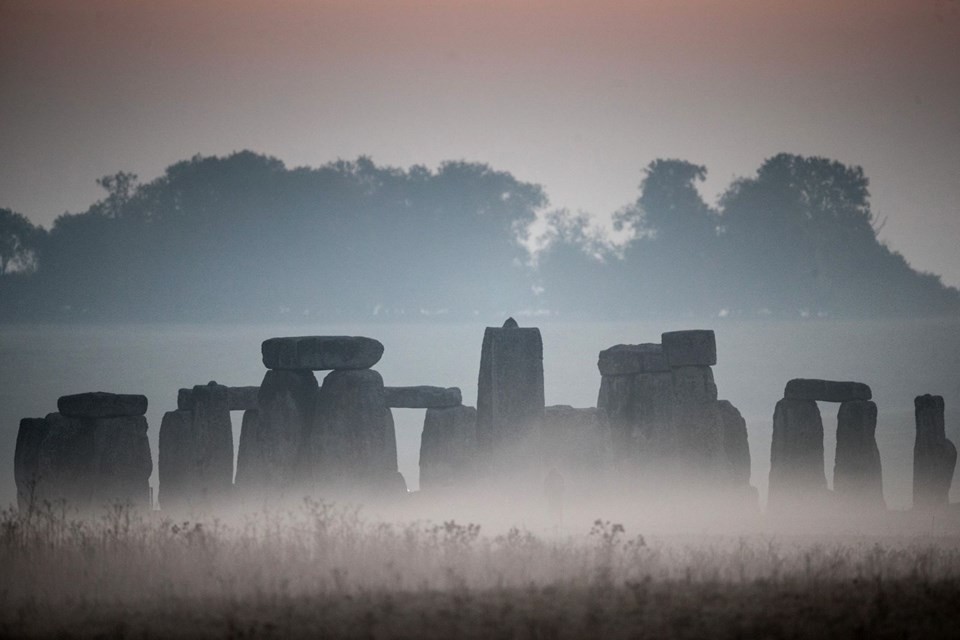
[1,151,956,321]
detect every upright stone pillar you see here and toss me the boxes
[663,330,725,478]
[241,370,319,493]
[913,395,957,510]
[476,318,545,460]
[14,418,50,512]
[158,409,193,510]
[768,398,827,510]
[718,400,751,486]
[35,392,152,511]
[191,382,234,501]
[308,369,400,495]
[419,405,478,490]
[834,400,884,509]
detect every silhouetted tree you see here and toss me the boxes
[0,208,43,275]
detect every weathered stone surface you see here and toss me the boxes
[191,382,234,499]
[57,392,147,418]
[91,415,152,507]
[671,366,718,405]
[241,370,319,492]
[833,400,884,509]
[718,400,751,486]
[661,330,717,367]
[177,388,193,411]
[158,410,193,510]
[476,321,545,455]
[542,406,605,475]
[597,343,668,376]
[179,385,260,412]
[768,398,827,509]
[596,375,635,456]
[385,386,462,409]
[233,409,260,491]
[307,369,398,492]
[419,405,478,490]
[36,413,96,506]
[14,418,50,511]
[784,379,872,403]
[35,412,151,509]
[631,372,676,456]
[913,395,957,509]
[227,386,259,411]
[262,336,384,371]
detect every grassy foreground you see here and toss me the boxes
[2,501,960,639]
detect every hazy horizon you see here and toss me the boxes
[2,0,959,284]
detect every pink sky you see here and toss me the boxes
[2,0,959,283]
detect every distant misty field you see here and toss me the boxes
[1,318,959,509]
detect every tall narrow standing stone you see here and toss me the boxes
[419,405,478,490]
[307,369,400,494]
[14,418,50,512]
[476,318,545,460]
[768,398,827,510]
[158,410,193,509]
[718,400,751,486]
[242,370,319,493]
[834,400,884,509]
[191,382,234,501]
[913,395,957,509]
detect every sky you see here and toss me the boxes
[2,0,960,284]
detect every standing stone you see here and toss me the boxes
[718,400,751,486]
[35,411,151,510]
[542,406,605,477]
[631,371,675,456]
[913,395,958,509]
[35,413,96,507]
[768,398,827,509]
[596,374,636,458]
[91,415,152,508]
[234,409,260,491]
[227,386,260,411]
[158,410,193,510]
[834,400,884,509]
[307,369,399,494]
[476,319,545,458]
[262,336,384,371]
[242,370,319,493]
[191,382,234,501]
[671,366,718,405]
[14,418,50,512]
[419,405,478,490]
[661,330,717,367]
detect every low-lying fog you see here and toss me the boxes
[1,317,958,511]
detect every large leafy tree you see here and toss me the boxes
[0,208,43,275]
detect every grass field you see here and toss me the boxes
[2,499,960,638]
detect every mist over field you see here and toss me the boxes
[3,0,960,637]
